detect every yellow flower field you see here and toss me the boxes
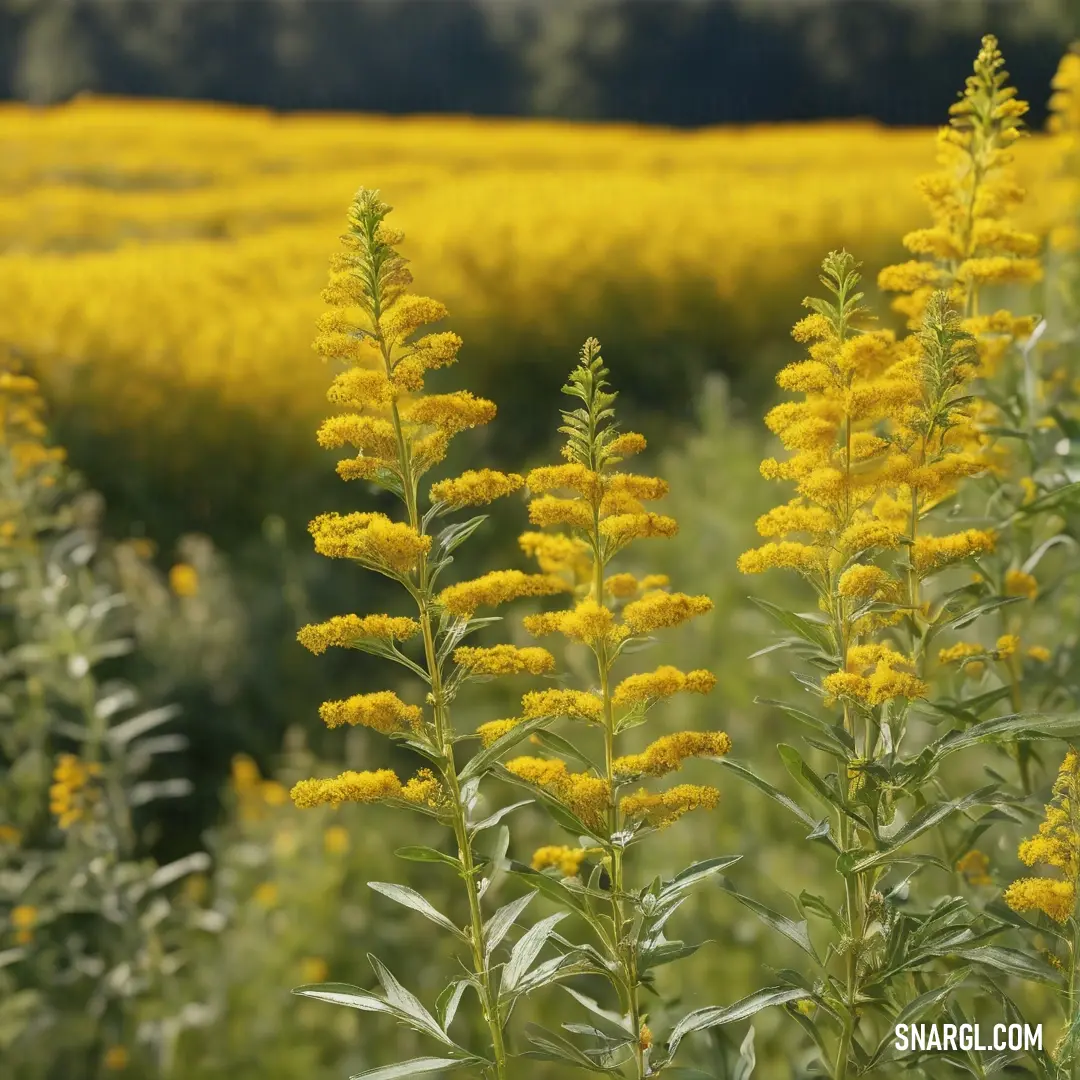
[0,98,1061,522]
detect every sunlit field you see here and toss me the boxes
[4,38,1080,1080]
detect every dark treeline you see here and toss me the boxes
[2,0,1077,126]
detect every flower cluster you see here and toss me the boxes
[49,753,101,829]
[1005,748,1080,924]
[878,35,1040,347]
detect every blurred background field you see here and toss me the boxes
[1,1,1079,1078]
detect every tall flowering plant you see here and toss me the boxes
[288,189,581,1080]
[721,37,1080,1080]
[731,244,1080,1078]
[479,340,733,1077]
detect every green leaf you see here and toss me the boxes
[658,856,742,904]
[949,946,1060,985]
[777,744,839,811]
[521,1022,624,1072]
[394,847,462,870]
[934,712,1080,759]
[349,1057,483,1079]
[1014,480,1080,515]
[367,883,466,941]
[666,988,807,1060]
[434,515,489,557]
[367,955,451,1043]
[468,800,532,836]
[562,987,633,1035]
[748,598,833,652]
[292,983,393,1015]
[867,971,969,1066]
[435,979,472,1032]
[529,730,601,773]
[459,715,555,782]
[936,596,1024,632]
[718,885,819,962]
[640,930,708,972]
[502,912,567,995]
[849,789,994,873]
[718,758,836,848]
[484,893,535,960]
[755,699,854,753]
[796,891,843,932]
[508,863,586,916]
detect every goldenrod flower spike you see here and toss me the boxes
[1006,749,1080,926]
[293,189,564,1079]
[879,34,1039,335]
[500,337,729,1078]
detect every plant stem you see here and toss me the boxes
[593,495,644,1078]
[377,323,508,1080]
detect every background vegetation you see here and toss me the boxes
[2,3,1079,1078]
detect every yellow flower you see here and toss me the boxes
[430,469,524,508]
[168,563,199,597]
[297,614,420,654]
[254,882,279,908]
[620,784,720,828]
[323,825,350,855]
[995,634,1019,659]
[308,512,432,573]
[824,645,927,706]
[1004,878,1076,924]
[1005,749,1080,924]
[405,391,497,434]
[399,769,447,809]
[611,666,717,708]
[438,570,569,617]
[910,529,996,573]
[504,757,610,831]
[262,781,289,806]
[836,564,895,598]
[519,531,592,579]
[103,1046,130,1072]
[318,691,424,734]
[621,591,713,634]
[938,642,985,665]
[879,36,1037,329]
[598,512,678,547]
[1004,569,1038,600]
[300,957,329,984]
[10,904,37,944]
[520,689,603,723]
[49,753,100,829]
[0,824,21,846]
[956,849,992,886]
[291,768,404,809]
[604,572,641,598]
[531,845,593,877]
[231,754,261,789]
[523,599,628,646]
[1027,645,1052,663]
[613,731,732,779]
[453,645,555,676]
[475,719,523,746]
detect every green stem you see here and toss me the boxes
[376,328,508,1080]
[592,499,644,1078]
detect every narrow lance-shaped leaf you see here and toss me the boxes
[718,884,819,963]
[501,912,567,995]
[665,988,807,1061]
[349,1057,486,1080]
[484,892,535,960]
[367,883,467,941]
